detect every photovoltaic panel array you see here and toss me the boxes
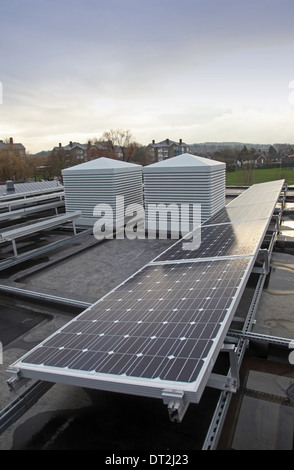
[8,180,285,405]
[17,258,251,387]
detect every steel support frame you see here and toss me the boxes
[4,215,79,258]
[207,344,240,393]
[0,380,53,435]
[0,284,92,310]
[202,222,281,450]
[0,226,91,271]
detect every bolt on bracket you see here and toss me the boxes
[162,389,189,423]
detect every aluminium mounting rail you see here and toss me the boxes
[202,186,290,450]
[0,211,81,259]
[0,200,65,222]
[0,211,81,242]
[0,191,64,211]
[0,226,91,272]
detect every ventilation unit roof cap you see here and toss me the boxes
[62,157,142,175]
[143,153,225,173]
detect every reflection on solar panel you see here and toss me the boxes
[8,180,285,412]
[153,219,269,262]
[202,202,276,225]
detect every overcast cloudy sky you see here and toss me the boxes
[1,0,294,153]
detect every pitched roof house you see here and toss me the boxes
[0,138,26,157]
[53,141,88,161]
[145,138,189,163]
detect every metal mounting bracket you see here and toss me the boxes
[162,389,189,423]
[6,368,30,393]
[252,248,270,275]
[207,343,239,393]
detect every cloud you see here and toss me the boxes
[1,0,294,152]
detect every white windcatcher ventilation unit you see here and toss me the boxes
[143,153,226,234]
[62,157,143,227]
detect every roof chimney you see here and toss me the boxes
[179,139,182,144]
[69,141,73,147]
[152,140,155,144]
[6,180,15,192]
[59,142,62,148]
[9,137,13,145]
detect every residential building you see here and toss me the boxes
[281,154,294,165]
[145,138,189,163]
[52,141,88,161]
[0,138,26,158]
[87,140,123,160]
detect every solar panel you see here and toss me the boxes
[11,257,253,398]
[227,181,284,206]
[202,202,276,225]
[153,219,269,262]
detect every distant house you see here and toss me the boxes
[255,151,281,167]
[282,154,294,165]
[0,138,26,158]
[255,154,268,166]
[145,138,189,163]
[88,140,123,160]
[52,141,88,161]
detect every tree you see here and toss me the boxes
[0,150,25,181]
[99,129,137,162]
[46,148,77,178]
[268,145,278,159]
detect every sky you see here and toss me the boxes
[1,0,294,153]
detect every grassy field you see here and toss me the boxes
[226,167,294,186]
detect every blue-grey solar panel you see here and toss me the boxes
[17,258,252,386]
[153,219,269,262]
